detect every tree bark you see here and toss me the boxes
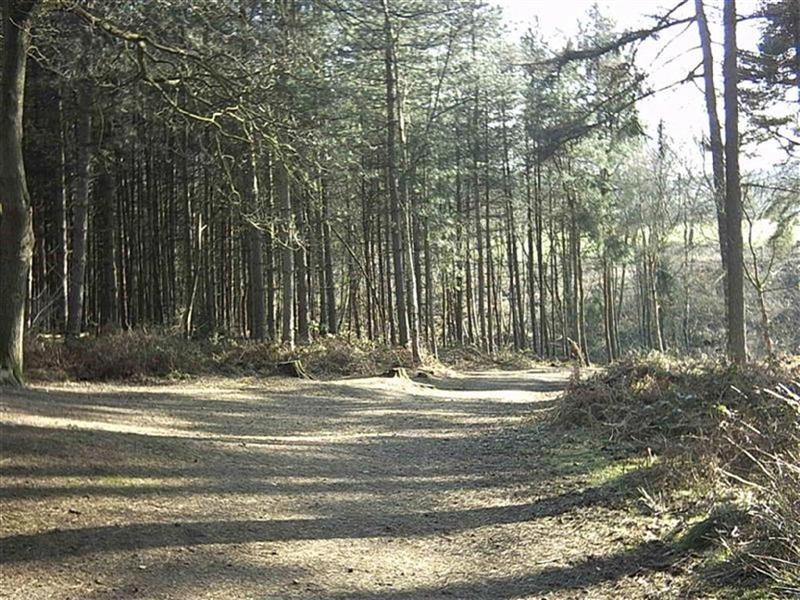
[246,148,265,341]
[455,143,465,345]
[96,166,118,330]
[263,154,276,341]
[277,159,294,348]
[723,0,747,363]
[695,0,729,278]
[179,124,194,337]
[52,91,68,331]
[295,188,310,344]
[382,0,409,348]
[755,285,774,360]
[67,82,92,338]
[536,161,548,356]
[0,0,37,385]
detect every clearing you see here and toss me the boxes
[1,369,683,599]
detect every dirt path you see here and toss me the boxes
[1,369,679,599]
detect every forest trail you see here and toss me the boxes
[1,369,678,599]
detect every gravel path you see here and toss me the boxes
[0,369,679,599]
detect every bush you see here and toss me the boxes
[436,344,556,371]
[24,330,419,382]
[721,384,800,595]
[554,354,800,593]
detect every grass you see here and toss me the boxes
[588,456,655,487]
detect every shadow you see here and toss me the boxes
[69,539,674,600]
[78,555,309,600]
[317,541,674,599]
[0,406,622,504]
[416,370,569,393]
[0,368,663,598]
[0,484,625,564]
[1,376,560,440]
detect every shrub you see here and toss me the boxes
[24,330,419,382]
[554,354,800,593]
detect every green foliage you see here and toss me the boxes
[740,0,799,151]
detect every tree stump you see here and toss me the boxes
[380,366,409,379]
[277,360,311,379]
[567,337,586,366]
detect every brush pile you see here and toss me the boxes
[554,354,800,594]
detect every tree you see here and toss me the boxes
[724,0,748,364]
[0,0,38,385]
[5,0,794,383]
[741,0,799,152]
[695,0,729,278]
[742,168,799,360]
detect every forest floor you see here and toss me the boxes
[1,368,691,599]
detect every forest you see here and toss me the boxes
[1,0,799,598]
[0,0,796,376]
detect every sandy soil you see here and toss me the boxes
[1,369,685,599]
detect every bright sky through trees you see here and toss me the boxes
[496,0,784,167]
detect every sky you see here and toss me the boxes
[493,0,788,169]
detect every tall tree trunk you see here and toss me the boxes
[602,255,614,363]
[382,197,395,344]
[66,82,92,338]
[536,161,548,356]
[423,219,436,356]
[500,104,520,349]
[524,137,538,353]
[362,175,376,340]
[246,149,265,341]
[52,91,68,331]
[382,0,409,348]
[755,285,774,360]
[723,0,747,363]
[474,128,486,350]
[277,159,294,348]
[394,60,421,362]
[484,109,495,353]
[455,143,465,345]
[0,0,37,385]
[295,188,310,344]
[576,238,589,365]
[683,204,694,350]
[639,230,652,349]
[465,234,475,344]
[315,192,328,336]
[96,166,117,330]
[264,155,276,341]
[695,0,729,279]
[485,172,494,354]
[650,252,665,352]
[180,125,195,337]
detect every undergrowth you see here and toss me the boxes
[554,353,800,596]
[24,330,418,381]
[437,344,565,371]
[25,331,558,382]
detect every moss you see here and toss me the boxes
[588,456,653,487]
